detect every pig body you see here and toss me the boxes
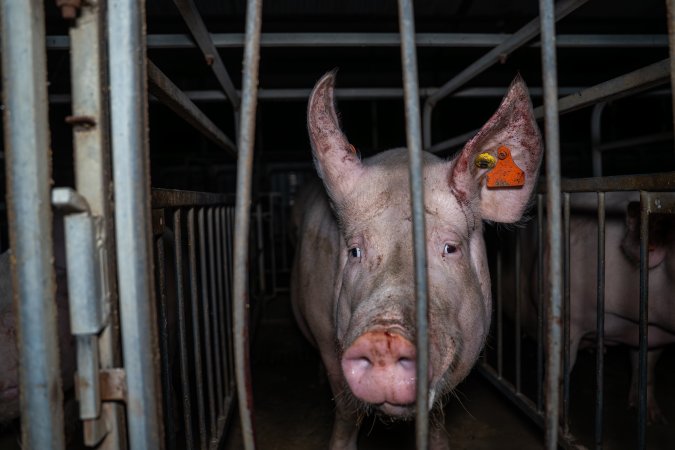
[291,71,543,449]
[508,192,675,423]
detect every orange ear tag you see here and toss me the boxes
[486,146,525,189]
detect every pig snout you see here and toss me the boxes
[341,330,422,414]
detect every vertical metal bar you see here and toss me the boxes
[667,0,675,148]
[496,247,503,378]
[268,195,278,293]
[155,232,175,450]
[562,193,571,434]
[108,0,164,447]
[595,193,606,449]
[69,0,127,446]
[0,1,65,447]
[207,208,223,418]
[590,103,606,177]
[538,0,564,448]
[199,208,217,439]
[227,207,237,391]
[220,207,234,395]
[637,191,649,450]
[537,194,545,413]
[214,207,228,417]
[233,1,263,448]
[397,1,429,448]
[173,209,195,450]
[515,230,522,394]
[188,209,208,450]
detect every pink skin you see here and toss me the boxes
[291,71,543,449]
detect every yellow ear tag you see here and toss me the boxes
[474,152,496,169]
[486,146,525,189]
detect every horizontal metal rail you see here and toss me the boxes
[147,60,237,156]
[45,33,669,50]
[423,0,589,148]
[595,131,673,152]
[431,59,672,154]
[172,0,240,110]
[556,173,675,192]
[152,188,233,208]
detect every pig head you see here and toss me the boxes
[291,71,542,449]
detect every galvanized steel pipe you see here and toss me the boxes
[108,0,164,447]
[538,0,564,448]
[0,1,65,447]
[397,0,430,448]
[233,0,263,448]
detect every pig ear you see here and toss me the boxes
[308,70,364,203]
[449,74,543,223]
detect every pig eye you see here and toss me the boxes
[349,247,362,259]
[443,243,458,255]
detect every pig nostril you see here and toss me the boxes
[398,358,415,370]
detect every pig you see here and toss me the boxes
[505,192,675,424]
[290,70,543,449]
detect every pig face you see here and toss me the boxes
[307,71,543,418]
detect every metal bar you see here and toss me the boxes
[226,207,236,392]
[637,191,649,450]
[268,195,278,293]
[562,193,571,434]
[214,208,228,418]
[172,0,241,110]
[539,0,563,448]
[233,1,262,448]
[152,188,232,209]
[667,0,675,147]
[557,173,675,192]
[397,1,429,448]
[595,131,673,153]
[207,209,224,418]
[199,208,217,439]
[108,0,164,446]
[431,59,671,155]
[591,103,606,177]
[173,210,195,450]
[49,86,587,104]
[537,194,545,413]
[496,247,503,378]
[515,230,522,394]
[45,32,670,50]
[187,209,208,450]
[0,0,65,447]
[220,207,234,396]
[155,232,176,450]
[422,0,588,148]
[147,61,237,156]
[595,193,606,449]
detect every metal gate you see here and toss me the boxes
[1,1,674,450]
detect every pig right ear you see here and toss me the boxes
[307,70,364,204]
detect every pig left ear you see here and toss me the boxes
[449,75,543,223]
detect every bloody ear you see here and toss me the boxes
[307,70,364,204]
[450,74,543,223]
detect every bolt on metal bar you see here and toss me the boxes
[667,0,675,151]
[172,0,240,111]
[637,191,649,450]
[396,0,430,448]
[187,209,208,450]
[595,192,606,449]
[422,0,588,148]
[173,210,195,450]
[232,0,263,448]
[0,0,65,447]
[67,0,127,445]
[538,0,564,448]
[147,60,237,156]
[562,193,571,435]
[431,59,671,155]
[108,0,165,447]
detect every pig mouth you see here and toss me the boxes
[376,401,416,418]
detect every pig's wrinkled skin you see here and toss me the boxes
[511,192,675,424]
[0,250,75,424]
[291,71,543,449]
